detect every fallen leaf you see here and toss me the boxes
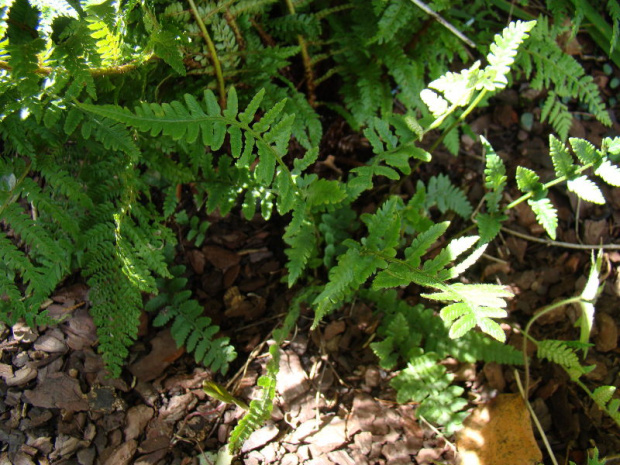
[129,330,184,382]
[456,394,542,465]
[23,372,89,412]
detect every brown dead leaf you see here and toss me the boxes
[129,330,184,382]
[456,394,542,465]
[202,245,240,271]
[23,372,89,412]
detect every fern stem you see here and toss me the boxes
[428,89,488,152]
[514,371,560,465]
[0,59,150,77]
[521,295,582,395]
[408,0,476,48]
[283,0,316,106]
[188,0,227,107]
[501,227,620,251]
[504,161,595,211]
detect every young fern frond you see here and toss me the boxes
[421,20,536,128]
[391,352,468,435]
[312,197,402,326]
[227,288,309,452]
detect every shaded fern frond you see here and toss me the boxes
[312,197,402,325]
[519,17,611,132]
[391,352,468,435]
[419,174,473,219]
[79,87,301,216]
[228,288,308,452]
[537,339,588,380]
[147,265,236,375]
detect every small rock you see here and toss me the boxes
[77,447,96,465]
[304,416,348,454]
[328,450,356,465]
[280,453,299,465]
[364,366,381,388]
[483,362,506,391]
[125,405,154,441]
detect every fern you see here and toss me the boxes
[419,174,473,219]
[537,339,589,381]
[227,287,311,452]
[518,17,611,137]
[146,265,236,375]
[391,352,468,435]
[79,87,301,217]
[312,197,402,325]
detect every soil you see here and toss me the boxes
[2,42,620,465]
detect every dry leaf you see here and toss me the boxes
[456,394,542,465]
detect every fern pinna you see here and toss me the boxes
[476,135,620,243]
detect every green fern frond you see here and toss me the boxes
[481,19,536,90]
[528,194,558,240]
[481,136,507,213]
[147,266,236,375]
[283,207,317,287]
[228,289,307,452]
[476,213,504,244]
[419,174,473,219]
[519,17,611,131]
[537,339,587,380]
[540,93,572,140]
[391,352,468,435]
[313,197,402,326]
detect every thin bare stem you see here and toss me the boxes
[408,0,476,48]
[521,296,582,394]
[501,227,620,250]
[188,0,227,107]
[515,370,559,465]
[284,0,316,106]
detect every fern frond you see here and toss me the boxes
[481,20,536,91]
[420,174,473,219]
[313,197,402,326]
[528,194,558,240]
[519,17,611,130]
[481,136,507,213]
[283,207,317,287]
[476,213,504,244]
[537,339,587,381]
[540,93,572,140]
[147,266,236,375]
[391,352,468,435]
[228,289,307,452]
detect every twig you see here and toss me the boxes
[408,0,476,48]
[501,227,620,250]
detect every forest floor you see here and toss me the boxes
[2,48,620,465]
